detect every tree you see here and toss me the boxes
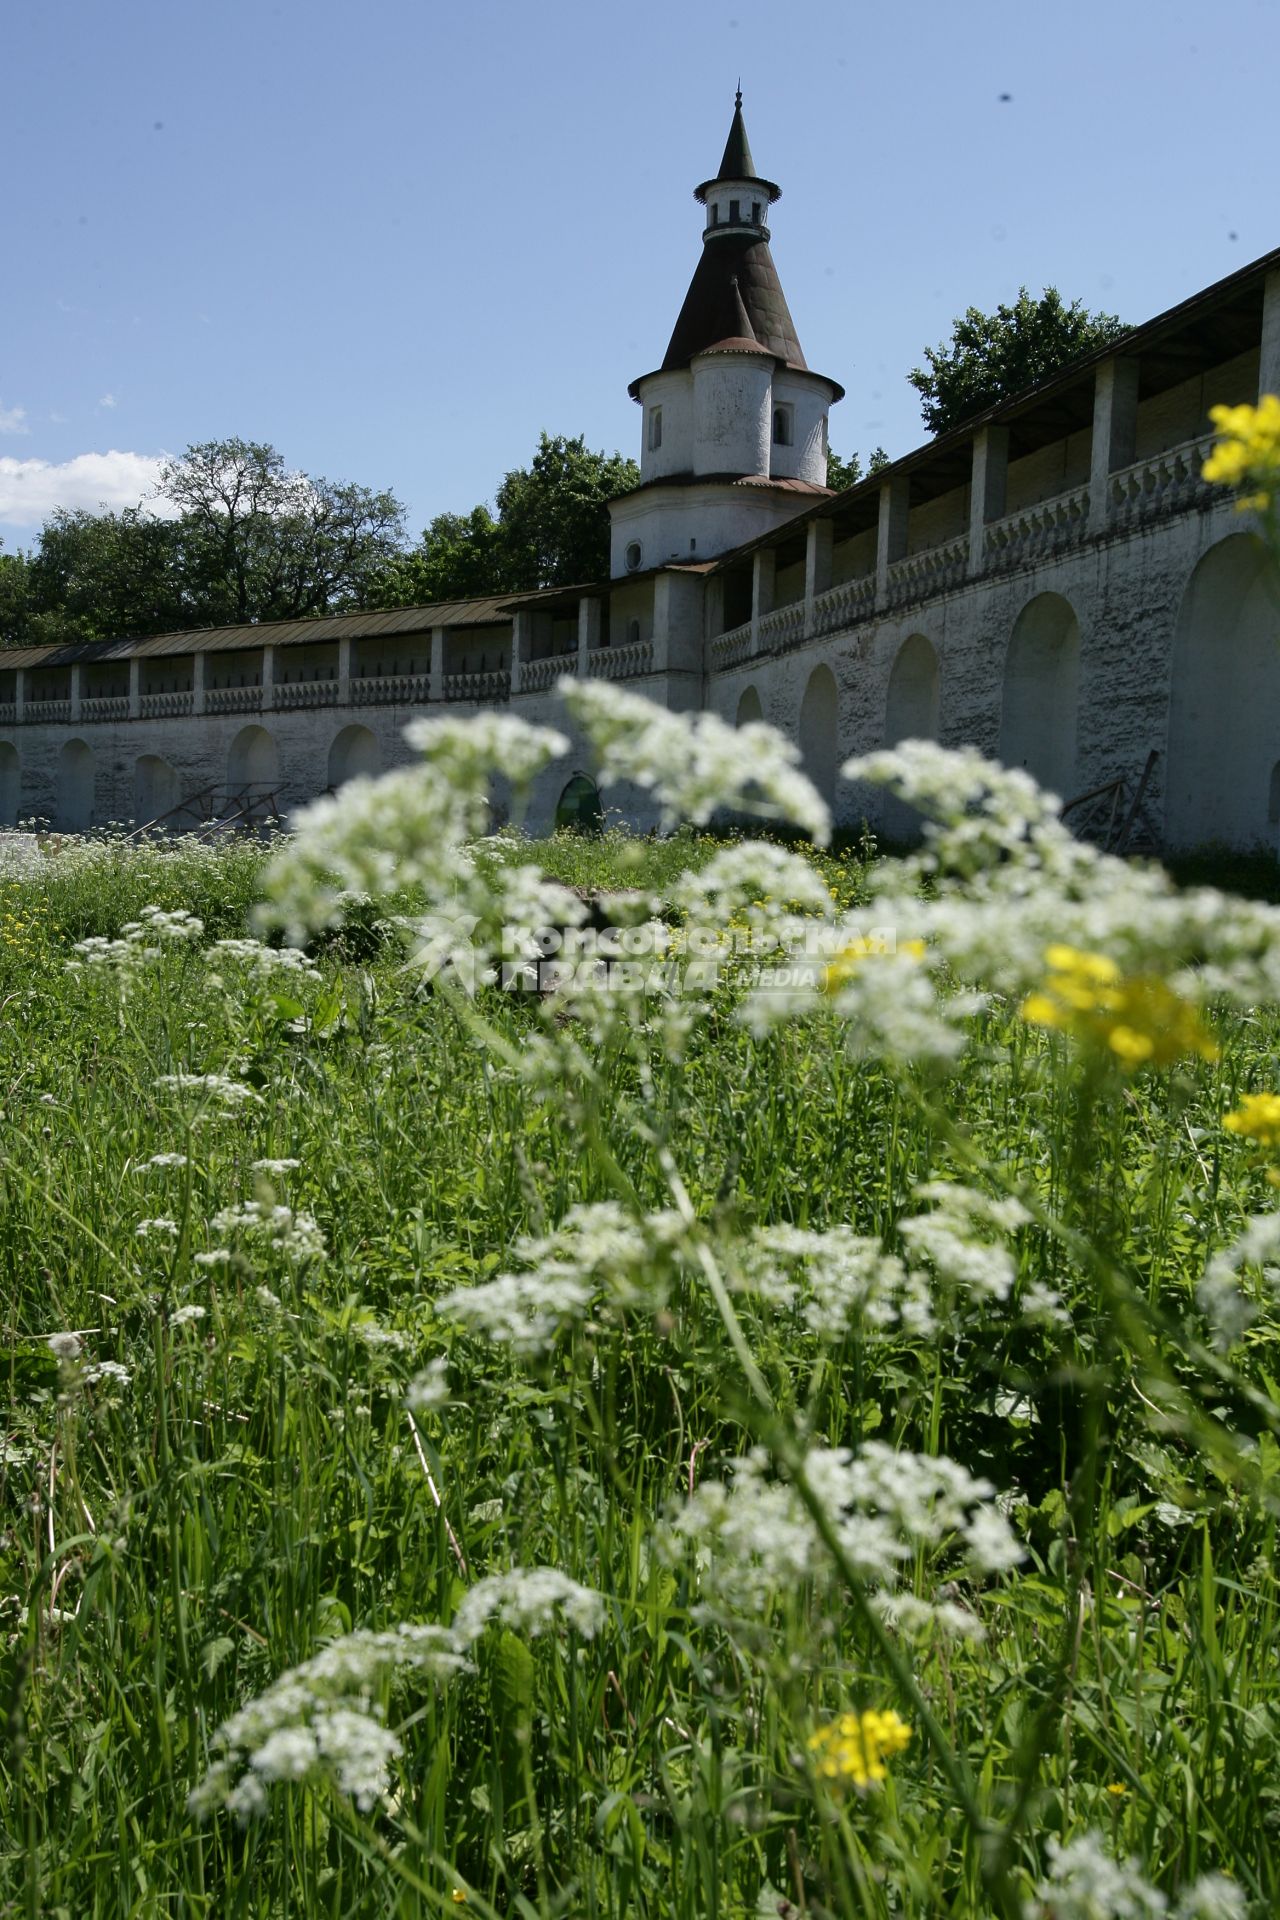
[370,432,640,608]
[826,445,889,490]
[365,506,502,607]
[909,287,1129,436]
[21,507,185,644]
[161,439,405,625]
[493,433,639,589]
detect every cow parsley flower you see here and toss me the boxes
[210,1200,327,1265]
[560,678,831,843]
[452,1568,605,1643]
[898,1182,1029,1306]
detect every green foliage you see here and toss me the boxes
[371,432,640,607]
[826,444,889,490]
[909,287,1129,436]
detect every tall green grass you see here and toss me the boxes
[0,829,1274,1917]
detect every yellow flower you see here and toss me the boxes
[1223,1091,1280,1149]
[1106,1782,1128,1797]
[1202,394,1280,510]
[807,1707,912,1789]
[1020,946,1216,1072]
[451,1892,468,1906]
[821,937,925,993]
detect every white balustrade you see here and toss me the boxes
[984,486,1090,573]
[587,640,654,680]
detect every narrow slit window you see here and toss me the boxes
[773,405,793,446]
[729,198,740,222]
[648,406,662,451]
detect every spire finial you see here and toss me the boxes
[735,80,742,109]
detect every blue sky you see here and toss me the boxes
[1,0,1273,551]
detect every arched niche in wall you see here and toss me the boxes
[0,743,19,827]
[57,738,95,832]
[227,725,279,794]
[328,724,380,791]
[885,633,940,745]
[735,685,764,727]
[999,592,1081,801]
[798,662,839,806]
[1167,533,1280,850]
[135,754,179,826]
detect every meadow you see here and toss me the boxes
[0,690,1278,1920]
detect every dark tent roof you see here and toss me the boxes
[694,93,781,204]
[662,233,806,370]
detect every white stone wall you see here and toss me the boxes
[706,493,1278,852]
[609,478,812,573]
[769,370,832,485]
[634,370,695,481]
[691,351,772,477]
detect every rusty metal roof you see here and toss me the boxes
[0,592,559,673]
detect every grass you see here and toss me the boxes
[0,824,1276,1917]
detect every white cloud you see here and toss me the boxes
[0,449,168,526]
[98,392,117,410]
[0,402,28,436]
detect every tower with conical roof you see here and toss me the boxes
[609,92,843,578]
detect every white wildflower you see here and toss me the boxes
[1197,1209,1280,1351]
[250,1158,301,1176]
[155,1073,262,1110]
[1028,1832,1168,1918]
[560,678,831,843]
[145,1152,190,1170]
[898,1182,1029,1305]
[1173,1875,1247,1920]
[136,1217,179,1240]
[46,1332,83,1363]
[83,1359,131,1389]
[210,1200,327,1265]
[406,1357,450,1412]
[169,1304,207,1329]
[452,1568,605,1643]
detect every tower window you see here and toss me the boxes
[751,200,761,223]
[729,198,740,223]
[710,204,719,227]
[773,405,793,447]
[648,406,662,451]
[625,541,642,573]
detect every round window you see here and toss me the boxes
[625,541,642,572]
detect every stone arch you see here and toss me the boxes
[999,592,1081,799]
[0,743,18,827]
[227,724,279,793]
[736,685,764,727]
[57,739,94,832]
[134,754,179,825]
[798,663,839,804]
[328,724,380,791]
[1167,534,1280,849]
[885,633,940,744]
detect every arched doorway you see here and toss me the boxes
[1167,534,1280,848]
[328,724,380,790]
[57,739,94,832]
[736,685,764,727]
[885,633,940,745]
[135,754,179,825]
[554,772,603,833]
[999,592,1080,798]
[798,663,838,804]
[0,744,18,828]
[227,725,279,794]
